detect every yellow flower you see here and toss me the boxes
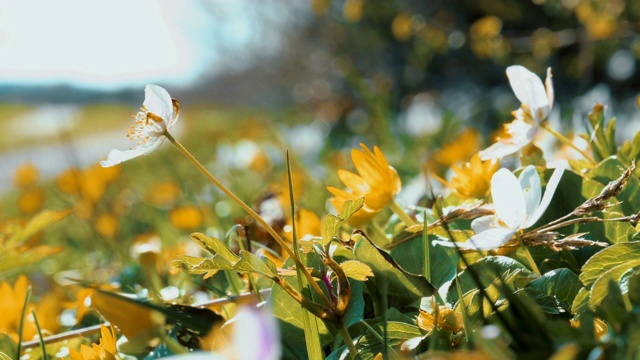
[95,213,119,238]
[450,154,499,199]
[416,305,464,333]
[17,188,45,215]
[327,144,401,226]
[146,181,182,207]
[169,205,204,231]
[570,317,608,341]
[13,163,39,188]
[283,208,321,243]
[69,324,118,360]
[56,168,82,195]
[430,128,481,169]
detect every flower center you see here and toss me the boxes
[125,107,164,146]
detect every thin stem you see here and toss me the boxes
[16,286,32,357]
[31,310,48,360]
[388,198,417,226]
[423,210,431,282]
[165,132,334,310]
[517,233,540,275]
[337,322,358,359]
[540,122,596,165]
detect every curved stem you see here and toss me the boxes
[165,132,334,310]
[540,122,596,165]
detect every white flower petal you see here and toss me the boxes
[525,166,564,228]
[471,215,497,233]
[492,168,526,230]
[143,84,174,122]
[100,137,164,167]
[479,141,523,160]
[234,307,280,360]
[433,228,516,251]
[545,67,554,111]
[518,166,541,223]
[506,65,550,122]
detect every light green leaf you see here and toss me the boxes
[571,288,590,314]
[340,260,374,281]
[0,334,16,360]
[321,214,342,245]
[339,197,365,220]
[328,322,422,360]
[190,232,239,263]
[234,251,278,279]
[588,260,640,308]
[580,242,640,288]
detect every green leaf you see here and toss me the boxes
[190,232,239,263]
[339,197,365,220]
[321,197,364,245]
[580,242,640,288]
[234,251,278,279]
[446,256,532,305]
[353,235,436,307]
[571,288,590,314]
[321,215,342,245]
[0,334,16,360]
[8,209,71,245]
[340,260,374,281]
[588,260,640,308]
[0,353,11,360]
[525,268,581,313]
[170,256,226,278]
[328,322,422,360]
[390,234,457,289]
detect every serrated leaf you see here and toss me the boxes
[190,232,239,263]
[321,214,342,245]
[339,197,365,220]
[588,260,640,308]
[339,260,374,281]
[580,242,640,288]
[234,251,278,279]
[169,256,224,279]
[525,268,581,313]
[571,288,590,314]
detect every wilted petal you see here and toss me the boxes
[491,168,526,230]
[525,167,564,228]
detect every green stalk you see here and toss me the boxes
[31,310,48,360]
[287,151,323,360]
[165,131,334,309]
[423,210,431,282]
[337,322,359,359]
[388,198,417,226]
[517,233,540,275]
[16,286,32,357]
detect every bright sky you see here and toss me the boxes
[0,0,294,90]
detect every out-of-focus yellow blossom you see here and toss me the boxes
[14,163,39,188]
[570,317,608,341]
[0,275,62,342]
[17,188,45,215]
[79,166,109,204]
[450,154,499,199]
[56,168,82,195]
[311,0,330,15]
[431,128,481,168]
[343,0,364,23]
[327,144,401,226]
[283,208,321,243]
[392,12,413,41]
[95,213,119,238]
[146,181,181,207]
[470,16,508,59]
[130,234,162,269]
[169,205,204,231]
[575,0,623,40]
[69,324,119,360]
[416,305,464,333]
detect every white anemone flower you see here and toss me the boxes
[479,65,554,160]
[100,84,179,167]
[434,165,563,250]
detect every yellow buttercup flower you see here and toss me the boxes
[430,128,481,169]
[450,154,499,199]
[327,144,401,226]
[169,205,204,231]
[416,305,464,333]
[13,163,39,188]
[17,188,45,215]
[69,324,119,360]
[95,213,119,238]
[283,208,321,243]
[146,181,181,207]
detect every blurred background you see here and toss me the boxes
[1,0,639,190]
